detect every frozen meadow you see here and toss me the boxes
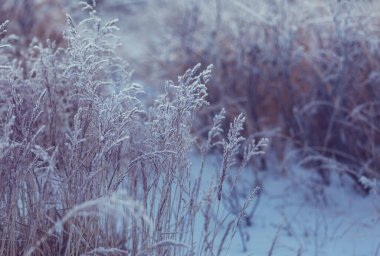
[1,0,380,255]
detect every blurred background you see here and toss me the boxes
[1,0,380,191]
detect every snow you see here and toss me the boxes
[191,153,380,256]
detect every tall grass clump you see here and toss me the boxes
[0,3,262,255]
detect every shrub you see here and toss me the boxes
[0,0,66,45]
[109,0,380,190]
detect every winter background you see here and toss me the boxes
[0,0,380,255]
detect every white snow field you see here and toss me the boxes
[191,154,380,256]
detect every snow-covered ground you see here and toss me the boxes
[192,153,380,256]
